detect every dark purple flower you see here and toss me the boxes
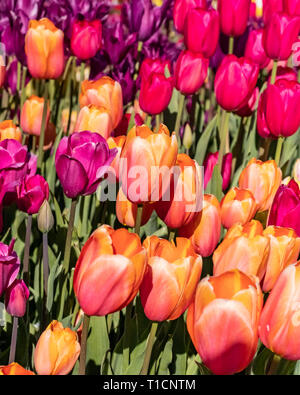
[4,59,31,95]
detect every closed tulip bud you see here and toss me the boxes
[173,0,207,33]
[5,279,29,317]
[283,0,300,15]
[71,20,102,60]
[244,29,271,69]
[34,320,80,375]
[79,76,123,130]
[154,153,203,229]
[25,18,64,80]
[184,7,220,58]
[182,123,194,150]
[263,12,300,60]
[259,261,300,360]
[55,131,117,199]
[261,226,300,292]
[17,174,49,215]
[140,236,202,321]
[0,363,35,375]
[214,55,259,112]
[175,50,209,96]
[218,0,252,37]
[37,199,54,233]
[178,194,221,257]
[74,105,113,140]
[0,120,22,143]
[20,95,50,137]
[220,187,257,229]
[239,158,282,212]
[119,124,178,203]
[0,239,20,298]
[187,270,263,375]
[73,225,147,316]
[107,135,126,182]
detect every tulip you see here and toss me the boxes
[4,59,30,95]
[73,225,147,316]
[0,363,35,375]
[262,226,300,292]
[203,151,232,191]
[184,7,220,58]
[140,236,202,321]
[218,0,252,37]
[293,159,300,186]
[263,0,283,24]
[139,57,172,82]
[187,270,263,375]
[0,120,22,143]
[234,86,259,118]
[173,0,207,33]
[74,105,113,140]
[16,174,49,215]
[154,153,203,229]
[238,158,282,212]
[220,187,257,229]
[214,55,259,112]
[119,124,178,203]
[0,55,5,88]
[107,135,126,182]
[61,108,78,135]
[174,50,209,96]
[267,179,300,237]
[25,18,65,80]
[178,194,221,257]
[37,200,54,234]
[32,121,57,152]
[116,187,154,228]
[20,95,50,137]
[5,279,29,317]
[79,76,123,130]
[268,66,298,83]
[34,320,80,375]
[71,19,102,60]
[0,239,20,298]
[257,79,300,139]
[244,29,271,69]
[258,261,300,360]
[55,131,117,199]
[262,12,300,61]
[283,0,300,15]
[213,220,270,280]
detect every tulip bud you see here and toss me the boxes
[0,120,22,142]
[218,0,252,37]
[74,105,113,140]
[37,200,54,233]
[17,175,49,215]
[244,28,271,69]
[5,279,29,317]
[0,363,35,375]
[20,95,50,137]
[34,320,80,375]
[173,0,207,33]
[71,20,102,60]
[25,18,65,80]
[182,123,194,151]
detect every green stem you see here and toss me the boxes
[78,314,90,375]
[275,136,284,166]
[228,36,234,55]
[20,66,27,118]
[81,194,91,239]
[37,80,49,171]
[78,61,85,110]
[22,214,32,286]
[270,60,278,85]
[123,300,133,371]
[8,316,18,364]
[135,204,143,236]
[174,94,185,146]
[168,228,176,242]
[42,232,49,329]
[218,109,230,167]
[140,322,158,375]
[155,113,161,131]
[133,41,144,82]
[268,354,281,375]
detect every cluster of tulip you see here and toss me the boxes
[0,0,300,377]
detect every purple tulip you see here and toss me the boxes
[0,239,20,298]
[4,59,31,95]
[267,179,300,237]
[55,131,117,199]
[203,151,233,191]
[17,174,49,215]
[5,279,29,317]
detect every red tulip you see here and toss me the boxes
[218,0,251,37]
[283,0,300,16]
[173,0,207,33]
[244,29,271,69]
[263,0,283,24]
[71,20,102,60]
[139,57,172,81]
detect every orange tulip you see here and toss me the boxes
[187,270,263,375]
[107,135,126,182]
[261,226,300,292]
[74,105,113,139]
[25,18,64,80]
[0,362,35,375]
[213,220,270,280]
[220,187,257,229]
[139,236,202,321]
[258,261,300,360]
[0,120,22,142]
[154,153,203,229]
[178,194,221,257]
[34,320,80,375]
[116,187,154,228]
[61,108,78,135]
[119,124,178,203]
[79,76,123,129]
[238,158,282,212]
[20,95,50,136]
[73,225,147,316]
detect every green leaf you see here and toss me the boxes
[252,346,273,375]
[46,252,62,314]
[158,337,173,375]
[194,115,217,166]
[52,194,65,228]
[205,163,223,201]
[86,316,110,374]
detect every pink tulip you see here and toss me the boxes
[17,174,49,215]
[218,0,251,37]
[173,0,207,33]
[5,279,29,317]
[0,240,20,298]
[203,151,232,191]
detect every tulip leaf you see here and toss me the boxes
[157,337,173,375]
[252,346,273,375]
[293,360,300,375]
[205,163,223,201]
[194,114,217,166]
[186,354,202,375]
[86,316,110,374]
[52,194,65,228]
[46,252,62,314]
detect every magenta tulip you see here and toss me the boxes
[17,174,49,215]
[55,131,117,199]
[0,239,20,298]
[175,50,209,95]
[139,57,172,81]
[173,0,207,33]
[214,55,259,112]
[218,0,251,37]
[263,12,300,60]
[203,152,232,191]
[267,179,300,236]
[71,20,102,60]
[244,29,270,69]
[184,7,220,58]
[263,0,283,24]
[5,279,29,317]
[283,0,300,16]
[268,66,298,84]
[234,87,259,118]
